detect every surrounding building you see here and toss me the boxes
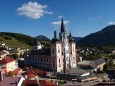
[0,56,16,72]
[90,58,106,72]
[24,18,77,73]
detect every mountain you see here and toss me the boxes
[36,35,50,41]
[78,25,115,46]
[74,37,83,43]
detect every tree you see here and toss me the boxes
[103,64,108,72]
[8,71,15,77]
[12,54,19,59]
[108,58,114,69]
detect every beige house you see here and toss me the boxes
[0,56,16,72]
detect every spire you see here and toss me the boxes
[69,32,74,42]
[61,18,65,33]
[52,30,59,42]
[54,30,57,38]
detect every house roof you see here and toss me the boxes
[39,80,57,86]
[78,61,90,66]
[22,80,38,86]
[69,67,90,75]
[0,56,14,64]
[13,68,22,75]
[22,80,57,86]
[25,68,47,75]
[0,77,21,86]
[27,74,36,79]
[95,58,106,65]
[90,58,106,69]
[30,48,50,55]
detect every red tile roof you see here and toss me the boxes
[39,80,57,86]
[27,74,36,79]
[29,68,47,75]
[22,80,57,86]
[23,71,37,79]
[22,80,38,86]
[0,56,14,64]
[13,68,22,75]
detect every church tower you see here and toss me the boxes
[51,18,77,73]
[51,31,63,72]
[59,18,70,73]
[69,32,77,68]
[32,38,42,51]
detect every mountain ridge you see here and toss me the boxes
[78,25,115,46]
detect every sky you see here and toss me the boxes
[0,0,115,39]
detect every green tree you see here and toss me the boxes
[108,58,114,68]
[103,64,108,72]
[12,54,19,59]
[8,71,15,77]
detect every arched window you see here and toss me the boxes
[52,48,54,54]
[59,58,60,63]
[58,46,60,54]
[59,58,61,67]
[53,58,55,68]
[73,46,75,52]
[47,58,48,62]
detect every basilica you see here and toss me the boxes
[24,18,77,73]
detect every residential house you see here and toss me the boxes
[0,56,16,73]
[0,50,9,60]
[0,67,25,86]
[90,58,106,72]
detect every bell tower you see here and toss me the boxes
[69,32,77,68]
[51,31,63,72]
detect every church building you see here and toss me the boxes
[24,18,77,73]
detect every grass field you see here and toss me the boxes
[0,37,32,49]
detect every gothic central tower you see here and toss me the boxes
[59,18,70,73]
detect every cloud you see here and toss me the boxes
[52,20,69,26]
[88,16,101,21]
[58,15,63,19]
[16,1,53,19]
[107,21,115,25]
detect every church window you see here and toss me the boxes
[47,58,48,62]
[59,58,60,63]
[44,58,45,62]
[52,48,54,54]
[58,47,60,54]
[59,58,61,67]
[41,58,42,61]
[73,46,75,52]
[73,57,75,60]
[53,58,55,68]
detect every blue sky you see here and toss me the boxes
[0,0,115,39]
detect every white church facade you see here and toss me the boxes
[24,18,77,73]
